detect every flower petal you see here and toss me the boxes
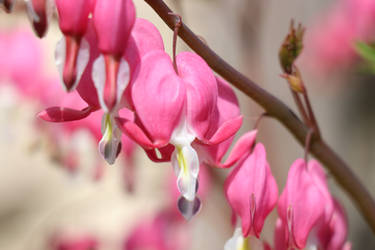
[131,51,186,144]
[93,0,135,55]
[38,106,92,122]
[204,116,243,145]
[55,36,90,92]
[172,144,199,202]
[176,52,218,139]
[225,143,278,237]
[278,159,327,249]
[116,117,155,149]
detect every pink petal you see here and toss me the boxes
[131,51,186,145]
[144,144,174,163]
[274,218,288,250]
[317,198,349,250]
[76,21,101,109]
[176,52,218,140]
[204,116,243,145]
[116,117,155,149]
[93,0,136,55]
[278,159,327,249]
[205,130,257,168]
[55,0,92,36]
[38,106,93,122]
[123,18,165,109]
[193,77,242,166]
[225,143,278,237]
[124,18,165,72]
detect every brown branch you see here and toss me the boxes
[144,0,375,233]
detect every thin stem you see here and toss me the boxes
[144,0,375,233]
[304,128,314,163]
[168,12,182,74]
[290,88,310,126]
[303,90,321,138]
[254,112,269,130]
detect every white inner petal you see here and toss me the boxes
[172,144,199,201]
[92,55,107,112]
[224,227,248,250]
[55,36,66,90]
[74,37,90,90]
[171,117,199,201]
[92,56,130,112]
[98,112,122,165]
[116,58,130,106]
[25,0,40,23]
[55,37,89,92]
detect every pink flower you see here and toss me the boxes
[224,143,278,249]
[55,0,93,91]
[91,0,135,112]
[277,159,333,249]
[117,51,242,214]
[40,17,158,164]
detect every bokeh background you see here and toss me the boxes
[0,0,374,249]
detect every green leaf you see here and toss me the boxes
[355,41,375,63]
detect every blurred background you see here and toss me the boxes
[0,0,375,249]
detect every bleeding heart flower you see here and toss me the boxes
[117,51,242,219]
[92,0,135,112]
[40,17,159,165]
[224,143,278,243]
[55,0,93,91]
[277,159,333,249]
[25,0,53,38]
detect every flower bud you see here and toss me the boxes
[279,20,305,74]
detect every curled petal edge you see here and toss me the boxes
[37,106,94,122]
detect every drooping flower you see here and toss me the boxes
[40,17,159,165]
[55,0,93,91]
[117,51,242,217]
[91,0,135,112]
[224,143,278,250]
[277,159,333,249]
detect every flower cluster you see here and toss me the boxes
[1,1,353,249]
